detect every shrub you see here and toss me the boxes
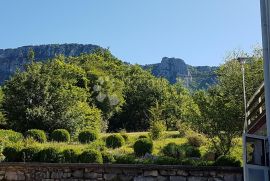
[185,146,201,158]
[213,155,241,167]
[149,121,166,140]
[3,146,21,162]
[162,143,185,158]
[176,122,192,137]
[114,155,137,164]
[0,129,23,143]
[51,129,70,142]
[62,148,80,163]
[25,129,47,143]
[138,135,148,139]
[187,134,205,147]
[19,146,41,162]
[78,130,98,144]
[101,151,115,163]
[37,147,62,163]
[105,134,125,149]
[79,149,103,163]
[154,156,181,165]
[133,138,153,157]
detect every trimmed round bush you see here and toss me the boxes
[133,138,153,157]
[187,134,205,147]
[62,148,80,163]
[214,155,241,167]
[25,129,47,143]
[185,146,201,158]
[37,147,62,163]
[19,146,41,162]
[101,151,115,163]
[3,146,21,162]
[79,149,103,163]
[162,143,185,158]
[138,135,148,139]
[78,130,98,144]
[105,134,125,149]
[0,129,24,143]
[51,129,70,142]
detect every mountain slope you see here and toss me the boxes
[0,44,100,83]
[143,57,218,90]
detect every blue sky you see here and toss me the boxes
[0,0,262,66]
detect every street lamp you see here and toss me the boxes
[237,57,248,133]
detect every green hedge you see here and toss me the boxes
[78,130,98,144]
[79,149,103,163]
[51,129,70,142]
[25,129,47,143]
[105,134,125,149]
[133,138,153,157]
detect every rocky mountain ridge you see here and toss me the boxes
[143,57,218,90]
[0,44,217,89]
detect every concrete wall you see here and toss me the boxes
[0,163,243,181]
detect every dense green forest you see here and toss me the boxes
[0,48,264,164]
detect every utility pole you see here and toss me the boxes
[260,0,270,167]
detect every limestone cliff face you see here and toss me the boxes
[0,44,100,83]
[143,57,217,90]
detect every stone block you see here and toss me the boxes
[84,172,98,179]
[134,176,156,181]
[144,170,158,177]
[159,170,176,176]
[104,173,117,180]
[188,177,208,181]
[72,170,84,178]
[170,176,186,181]
[189,171,204,177]
[207,178,223,181]
[157,176,168,181]
[177,170,189,176]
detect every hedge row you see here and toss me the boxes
[3,146,114,164]
[2,145,240,166]
[1,129,100,144]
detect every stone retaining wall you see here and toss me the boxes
[0,163,243,181]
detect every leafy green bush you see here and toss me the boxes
[51,129,70,142]
[0,129,23,143]
[214,155,241,167]
[149,121,166,140]
[62,148,80,163]
[37,147,62,163]
[19,146,41,162]
[133,138,153,157]
[101,151,115,163]
[162,143,185,158]
[105,134,125,149]
[185,146,201,158]
[114,155,137,164]
[120,133,129,142]
[3,146,21,162]
[79,149,103,163]
[78,130,98,144]
[25,129,47,143]
[186,134,205,147]
[176,122,192,137]
[154,156,182,165]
